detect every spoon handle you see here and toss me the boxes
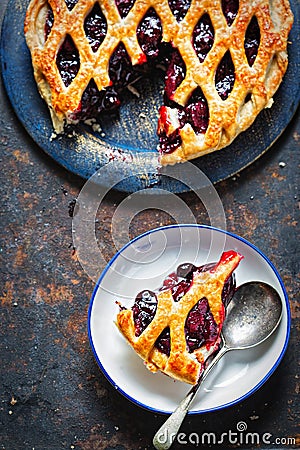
[153,345,228,450]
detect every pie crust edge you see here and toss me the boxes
[24,0,294,164]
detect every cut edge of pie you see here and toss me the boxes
[116,250,243,385]
[24,0,294,165]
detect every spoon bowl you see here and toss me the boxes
[223,282,282,349]
[153,281,282,450]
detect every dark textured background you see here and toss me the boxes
[0,1,299,449]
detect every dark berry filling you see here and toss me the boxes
[222,0,239,26]
[56,35,80,87]
[168,0,191,22]
[159,19,213,154]
[158,86,209,154]
[159,128,183,155]
[185,297,218,352]
[179,87,209,133]
[157,49,186,153]
[137,8,163,59]
[245,92,252,103]
[45,6,54,40]
[176,262,197,279]
[115,0,136,18]
[69,80,121,122]
[164,48,186,101]
[192,13,215,63]
[64,0,79,11]
[84,2,107,52]
[131,262,235,356]
[109,42,140,89]
[70,42,146,121]
[43,0,261,155]
[244,16,260,66]
[161,269,191,301]
[160,262,233,301]
[155,327,171,355]
[215,50,235,100]
[132,290,158,337]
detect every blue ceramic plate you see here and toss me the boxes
[88,225,290,414]
[1,0,299,192]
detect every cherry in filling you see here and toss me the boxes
[132,289,158,337]
[137,8,163,59]
[115,0,136,18]
[56,35,80,87]
[168,0,191,22]
[159,83,209,154]
[44,6,53,40]
[164,48,186,101]
[158,128,183,155]
[185,297,218,352]
[64,0,79,11]
[192,13,214,63]
[244,16,260,66]
[179,87,209,134]
[68,80,121,122]
[158,49,186,154]
[215,50,235,100]
[43,0,260,152]
[131,262,236,357]
[84,2,107,52]
[222,0,239,26]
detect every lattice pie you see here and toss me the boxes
[116,250,243,384]
[24,0,293,164]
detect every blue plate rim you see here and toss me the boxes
[87,224,291,415]
[0,0,299,192]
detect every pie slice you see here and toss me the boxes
[116,250,243,384]
[24,0,293,165]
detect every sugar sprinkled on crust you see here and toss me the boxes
[25,0,293,165]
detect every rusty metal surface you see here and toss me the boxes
[2,0,299,190]
[0,1,299,448]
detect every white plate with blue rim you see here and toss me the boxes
[88,224,290,414]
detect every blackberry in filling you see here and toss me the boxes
[131,261,236,356]
[192,13,214,63]
[179,87,209,134]
[132,290,157,337]
[245,16,260,66]
[69,80,121,122]
[56,35,80,87]
[65,0,79,11]
[44,5,53,40]
[43,0,261,154]
[185,298,218,352]
[215,50,235,100]
[84,2,107,52]
[115,0,136,18]
[137,8,163,59]
[164,48,186,101]
[168,0,191,22]
[159,128,183,155]
[222,0,239,26]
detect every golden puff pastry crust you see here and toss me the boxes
[24,0,293,164]
[116,250,243,385]
[158,0,294,165]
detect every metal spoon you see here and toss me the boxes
[153,281,283,450]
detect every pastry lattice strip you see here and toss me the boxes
[25,0,293,161]
[117,251,242,384]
